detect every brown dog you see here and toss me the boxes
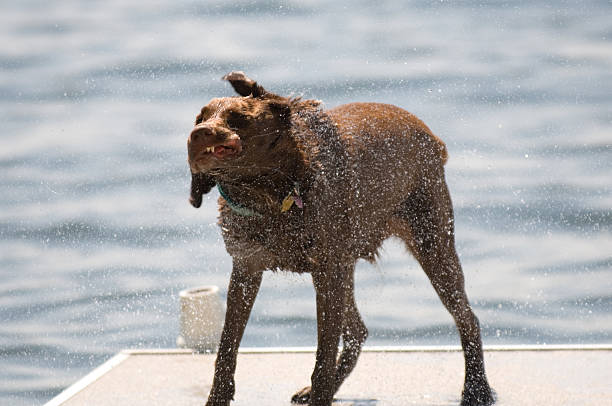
[187,72,495,406]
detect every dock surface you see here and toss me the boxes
[46,345,612,406]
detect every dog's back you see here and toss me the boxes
[329,102,447,176]
[318,102,449,260]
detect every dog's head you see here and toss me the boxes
[188,72,291,208]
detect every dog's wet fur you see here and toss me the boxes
[187,72,495,406]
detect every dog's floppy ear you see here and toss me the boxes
[222,71,268,97]
[189,172,216,208]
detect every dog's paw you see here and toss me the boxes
[205,399,230,406]
[205,383,234,406]
[291,386,311,404]
[461,384,496,406]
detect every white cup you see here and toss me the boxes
[177,285,225,353]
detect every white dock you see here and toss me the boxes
[45,345,612,406]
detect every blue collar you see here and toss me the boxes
[216,184,262,217]
[217,182,303,217]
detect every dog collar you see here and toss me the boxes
[281,183,304,212]
[217,182,303,217]
[217,183,262,217]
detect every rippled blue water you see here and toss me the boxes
[1,1,611,404]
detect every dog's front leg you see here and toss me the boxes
[206,262,263,406]
[309,266,350,406]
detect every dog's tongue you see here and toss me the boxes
[213,138,241,158]
[213,145,231,158]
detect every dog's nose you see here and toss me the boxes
[189,125,214,144]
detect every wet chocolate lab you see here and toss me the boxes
[187,72,495,406]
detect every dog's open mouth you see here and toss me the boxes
[189,135,243,173]
[200,138,242,160]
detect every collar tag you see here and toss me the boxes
[281,195,294,212]
[281,183,303,212]
[294,195,303,208]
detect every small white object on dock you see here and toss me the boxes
[176,285,225,353]
[45,345,612,406]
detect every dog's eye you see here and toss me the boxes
[226,112,249,130]
[195,106,213,125]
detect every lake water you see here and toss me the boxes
[1,0,611,404]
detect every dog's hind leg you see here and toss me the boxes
[392,176,495,406]
[292,269,368,404]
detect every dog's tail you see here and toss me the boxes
[438,138,449,165]
[428,132,448,165]
[413,114,448,166]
